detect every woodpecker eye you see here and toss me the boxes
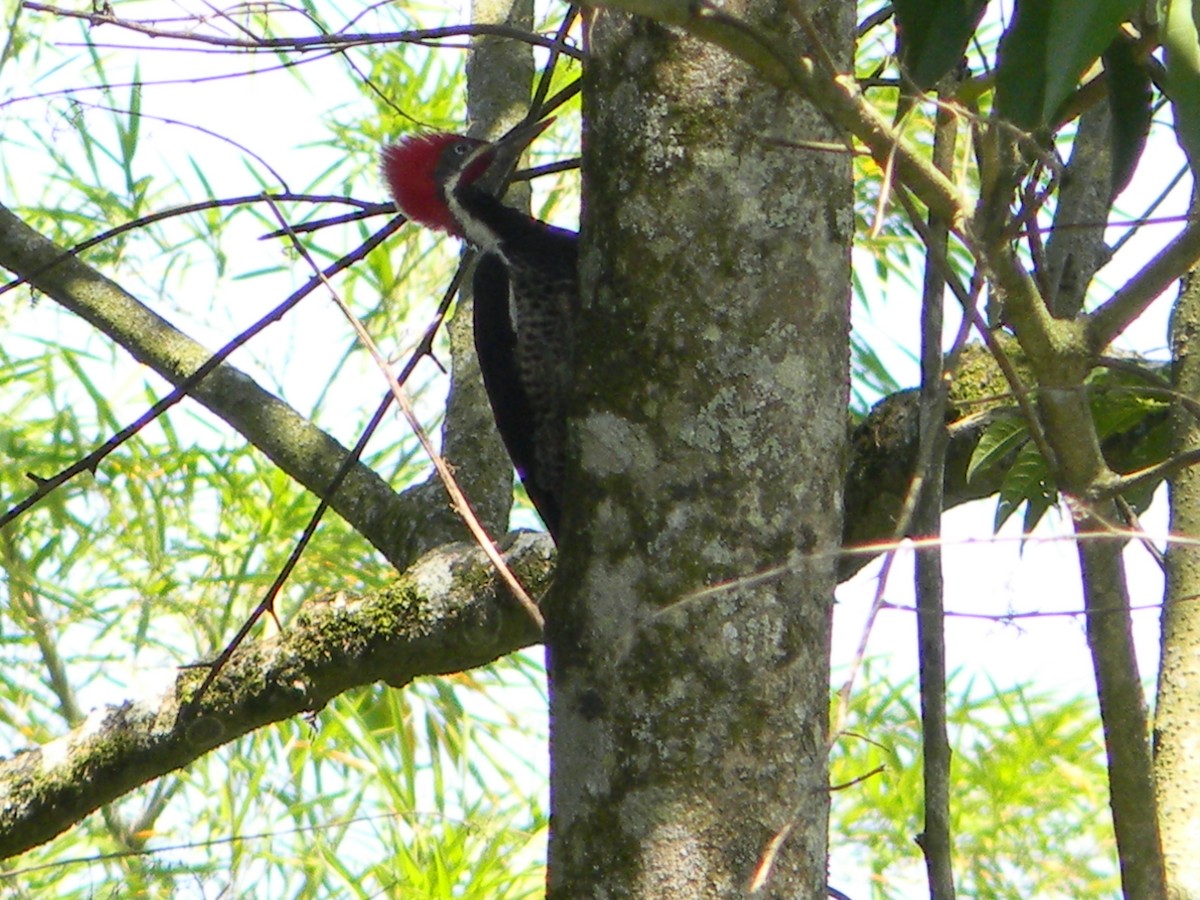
[453,141,472,156]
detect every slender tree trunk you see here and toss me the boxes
[1157,213,1200,898]
[546,2,852,896]
[915,83,956,900]
[1074,503,1165,898]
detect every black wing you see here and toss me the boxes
[473,252,564,539]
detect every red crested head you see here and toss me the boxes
[381,133,490,237]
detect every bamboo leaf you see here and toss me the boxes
[967,413,1027,483]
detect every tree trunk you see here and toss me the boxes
[546,3,852,895]
[1157,231,1200,899]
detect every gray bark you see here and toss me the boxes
[0,335,1170,863]
[547,2,852,895]
[1042,102,1114,319]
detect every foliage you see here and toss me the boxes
[0,0,1194,895]
[0,1,553,894]
[831,668,1118,899]
[966,367,1172,532]
[0,300,549,894]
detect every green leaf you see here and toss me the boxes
[967,413,1028,483]
[995,2,1053,128]
[1163,0,1200,165]
[1104,33,1153,196]
[1090,388,1167,439]
[1021,484,1055,534]
[119,62,142,170]
[894,0,989,90]
[995,441,1056,532]
[996,0,1139,129]
[831,671,1118,895]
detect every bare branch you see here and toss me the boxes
[1094,448,1200,503]
[913,84,958,900]
[0,193,384,297]
[23,3,585,58]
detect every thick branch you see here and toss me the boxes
[0,534,552,860]
[841,351,1173,579]
[985,247,1086,386]
[1042,102,1114,319]
[1087,223,1200,353]
[0,362,1173,859]
[1157,250,1200,896]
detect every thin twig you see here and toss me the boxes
[0,193,382,297]
[0,51,337,113]
[914,85,959,900]
[181,91,569,704]
[0,213,406,532]
[179,261,464,715]
[896,186,1060,479]
[1109,165,1190,257]
[1114,495,1166,573]
[267,198,544,628]
[531,6,579,117]
[1093,448,1200,503]
[23,4,586,58]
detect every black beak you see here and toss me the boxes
[477,118,555,181]
[491,117,555,157]
[466,117,554,195]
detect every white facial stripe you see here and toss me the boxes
[446,188,504,255]
[439,142,517,333]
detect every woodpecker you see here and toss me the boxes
[381,120,576,541]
